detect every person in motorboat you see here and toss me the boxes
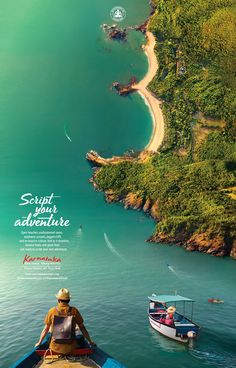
[148,294,200,342]
[35,288,96,355]
[154,302,166,314]
[208,298,224,303]
[164,306,176,326]
[165,313,174,326]
[159,315,166,323]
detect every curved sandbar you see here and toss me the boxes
[133,31,164,152]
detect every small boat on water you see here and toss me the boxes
[148,293,200,343]
[11,335,126,368]
[208,298,224,304]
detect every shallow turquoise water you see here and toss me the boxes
[0,1,236,367]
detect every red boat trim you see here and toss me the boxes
[36,348,93,357]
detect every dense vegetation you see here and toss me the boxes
[149,0,236,150]
[93,0,236,256]
[95,149,236,249]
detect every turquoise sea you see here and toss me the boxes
[0,1,236,367]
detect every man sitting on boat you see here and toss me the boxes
[35,288,95,355]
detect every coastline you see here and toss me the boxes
[86,2,236,260]
[133,31,165,152]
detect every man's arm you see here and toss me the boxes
[35,325,50,347]
[79,323,96,346]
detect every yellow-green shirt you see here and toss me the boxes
[44,302,84,354]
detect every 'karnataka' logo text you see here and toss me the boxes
[23,254,61,264]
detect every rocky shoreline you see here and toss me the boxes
[86,151,236,259]
[148,231,236,259]
[86,150,140,166]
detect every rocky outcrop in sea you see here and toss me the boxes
[101,21,149,42]
[112,77,137,96]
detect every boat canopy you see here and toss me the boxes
[148,294,195,303]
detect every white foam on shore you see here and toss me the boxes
[136,90,156,150]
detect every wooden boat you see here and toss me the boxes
[11,335,126,368]
[148,293,200,343]
[208,298,224,304]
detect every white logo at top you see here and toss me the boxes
[110,6,126,22]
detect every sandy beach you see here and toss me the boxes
[133,31,164,151]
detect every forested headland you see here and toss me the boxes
[89,0,236,258]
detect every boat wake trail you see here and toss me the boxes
[76,228,83,237]
[190,349,236,368]
[64,122,72,142]
[166,263,177,275]
[104,233,129,265]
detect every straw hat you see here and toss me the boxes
[55,288,71,300]
[167,306,176,314]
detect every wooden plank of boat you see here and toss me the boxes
[37,357,99,367]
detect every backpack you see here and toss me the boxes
[52,307,76,344]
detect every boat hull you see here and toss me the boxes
[11,335,126,368]
[149,315,188,343]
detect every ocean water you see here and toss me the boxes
[0,1,235,367]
